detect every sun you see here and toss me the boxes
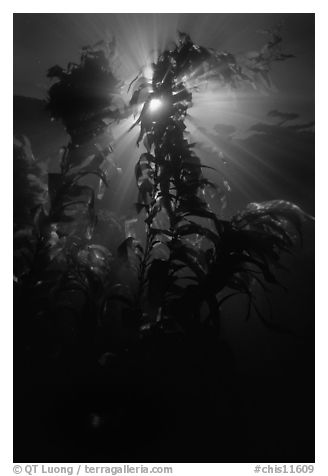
[149,98,162,112]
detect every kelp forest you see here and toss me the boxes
[13,16,315,463]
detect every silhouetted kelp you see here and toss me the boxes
[14,27,313,462]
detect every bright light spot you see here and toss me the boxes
[143,65,153,79]
[149,98,162,112]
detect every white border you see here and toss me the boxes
[2,2,327,474]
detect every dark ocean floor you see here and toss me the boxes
[14,327,314,463]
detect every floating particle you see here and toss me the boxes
[219,151,228,165]
[89,412,102,429]
[223,180,231,192]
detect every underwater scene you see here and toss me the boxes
[13,13,315,463]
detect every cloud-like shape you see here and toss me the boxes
[248,121,315,140]
[267,110,299,122]
[213,123,236,137]
[286,121,315,131]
